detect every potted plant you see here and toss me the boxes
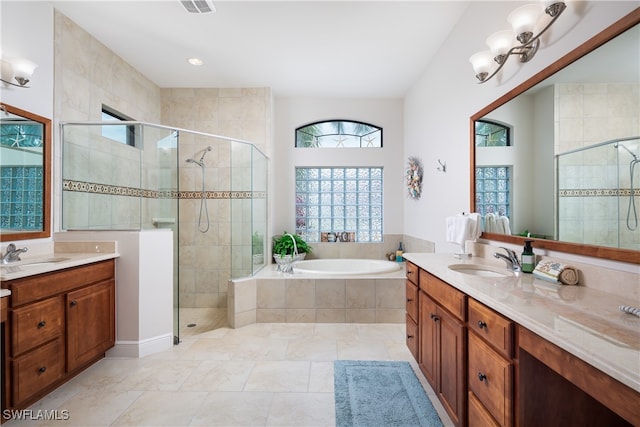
[272,231,312,272]
[252,231,264,264]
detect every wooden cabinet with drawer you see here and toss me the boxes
[405,262,420,360]
[418,271,467,427]
[2,259,115,413]
[467,298,514,427]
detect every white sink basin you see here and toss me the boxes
[448,264,514,278]
[1,257,70,269]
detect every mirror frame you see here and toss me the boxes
[0,103,51,242]
[470,8,640,265]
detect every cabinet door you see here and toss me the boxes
[66,280,115,372]
[418,291,438,389]
[437,305,466,427]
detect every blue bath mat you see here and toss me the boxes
[334,360,443,427]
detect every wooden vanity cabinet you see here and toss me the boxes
[405,261,419,360]
[467,298,514,427]
[418,270,467,427]
[2,260,115,411]
[406,263,639,427]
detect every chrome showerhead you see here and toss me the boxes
[186,158,204,167]
[186,146,212,167]
[617,142,639,162]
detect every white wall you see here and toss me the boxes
[0,2,53,119]
[404,1,638,255]
[272,97,404,238]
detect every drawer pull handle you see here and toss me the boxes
[70,300,78,307]
[407,334,414,339]
[430,314,440,322]
[37,320,46,328]
[407,298,413,302]
[478,372,487,382]
[478,320,487,329]
[38,366,47,374]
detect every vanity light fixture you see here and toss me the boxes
[469,1,566,83]
[0,57,38,88]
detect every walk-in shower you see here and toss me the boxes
[186,146,212,233]
[60,121,268,343]
[557,136,640,249]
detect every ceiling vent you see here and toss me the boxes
[181,0,215,14]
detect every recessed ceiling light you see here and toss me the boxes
[188,58,204,66]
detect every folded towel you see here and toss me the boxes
[468,213,482,240]
[446,215,471,246]
[533,260,580,285]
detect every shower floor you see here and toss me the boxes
[178,307,228,338]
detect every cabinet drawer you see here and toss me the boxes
[406,314,419,361]
[12,337,65,407]
[468,390,500,427]
[406,280,418,322]
[468,331,513,427]
[420,270,466,321]
[468,298,513,358]
[406,262,419,285]
[12,296,64,356]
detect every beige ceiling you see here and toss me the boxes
[52,1,470,97]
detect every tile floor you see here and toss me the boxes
[4,308,454,427]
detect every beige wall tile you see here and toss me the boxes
[315,279,346,309]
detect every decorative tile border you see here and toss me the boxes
[559,188,639,197]
[63,179,266,199]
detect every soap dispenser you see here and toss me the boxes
[396,242,404,262]
[521,240,535,273]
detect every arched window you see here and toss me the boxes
[296,120,382,148]
[475,120,510,147]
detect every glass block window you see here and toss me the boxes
[475,120,510,147]
[295,167,383,242]
[475,166,510,218]
[296,120,382,148]
[0,166,43,230]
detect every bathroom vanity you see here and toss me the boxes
[404,253,640,427]
[1,251,117,419]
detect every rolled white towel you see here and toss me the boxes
[484,213,497,233]
[498,216,511,235]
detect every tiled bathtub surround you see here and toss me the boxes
[228,265,407,328]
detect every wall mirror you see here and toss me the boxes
[471,9,640,264]
[0,103,51,241]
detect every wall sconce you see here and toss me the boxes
[0,57,38,88]
[469,1,566,83]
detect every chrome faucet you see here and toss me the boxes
[2,243,28,264]
[493,247,521,272]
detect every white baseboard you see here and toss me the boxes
[106,333,174,358]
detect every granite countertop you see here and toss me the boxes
[0,242,120,282]
[403,252,640,394]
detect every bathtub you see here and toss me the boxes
[292,258,401,275]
